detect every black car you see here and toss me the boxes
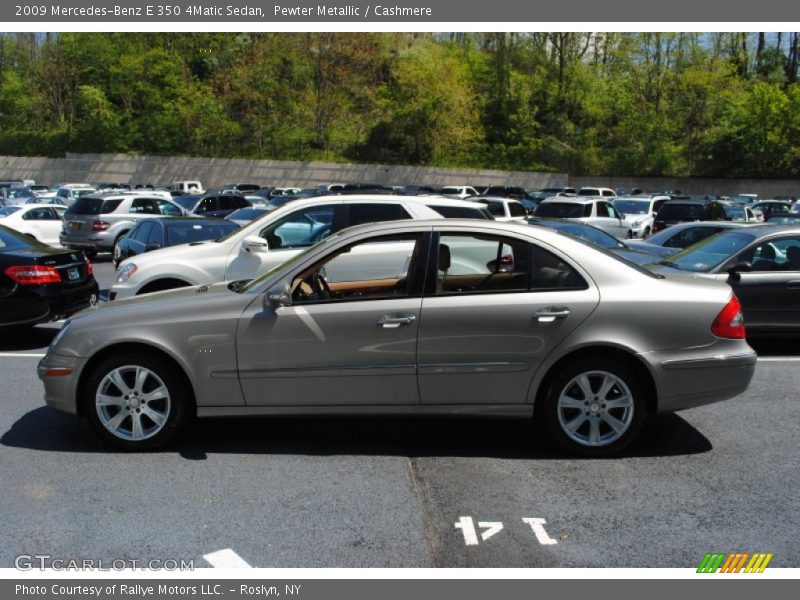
[113,218,240,267]
[191,194,251,218]
[651,224,800,336]
[652,199,728,234]
[0,224,98,329]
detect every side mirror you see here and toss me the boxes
[241,236,269,254]
[265,281,291,309]
[145,243,160,252]
[729,261,752,276]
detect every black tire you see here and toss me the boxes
[626,229,633,239]
[538,358,646,457]
[642,227,651,239]
[84,248,98,260]
[83,352,193,450]
[112,238,124,266]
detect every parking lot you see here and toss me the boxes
[0,254,798,568]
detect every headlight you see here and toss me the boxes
[50,321,71,348]
[116,263,138,283]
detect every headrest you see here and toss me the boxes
[438,244,451,271]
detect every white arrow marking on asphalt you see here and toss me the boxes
[202,548,252,568]
[454,516,480,546]
[522,517,558,545]
[478,521,504,542]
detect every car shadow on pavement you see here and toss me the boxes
[1,407,712,459]
[0,326,58,351]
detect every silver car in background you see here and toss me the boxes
[38,220,756,456]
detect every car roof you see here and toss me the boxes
[539,196,595,205]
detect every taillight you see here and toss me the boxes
[4,265,62,285]
[92,220,110,231]
[84,258,94,277]
[711,295,746,339]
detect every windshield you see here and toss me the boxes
[613,200,650,215]
[535,202,585,218]
[666,231,756,272]
[724,205,745,220]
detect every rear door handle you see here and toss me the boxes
[377,313,416,328]
[533,306,571,322]
[787,280,800,289]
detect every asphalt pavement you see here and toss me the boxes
[0,254,797,568]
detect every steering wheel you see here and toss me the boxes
[311,270,333,299]
[309,225,331,243]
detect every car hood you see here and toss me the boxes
[117,239,228,270]
[73,281,238,320]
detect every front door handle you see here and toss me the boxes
[533,306,571,322]
[377,313,416,328]
[787,280,800,289]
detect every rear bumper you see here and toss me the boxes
[646,346,757,413]
[60,230,114,251]
[0,280,99,328]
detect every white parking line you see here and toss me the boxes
[202,548,252,568]
[757,357,800,362]
[0,353,46,358]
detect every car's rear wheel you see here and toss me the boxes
[84,353,192,450]
[540,358,646,457]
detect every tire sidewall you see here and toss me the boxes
[540,358,646,457]
[83,353,191,450]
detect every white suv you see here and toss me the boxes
[612,195,671,239]
[534,196,631,239]
[110,195,492,300]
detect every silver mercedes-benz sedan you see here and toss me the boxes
[38,219,757,456]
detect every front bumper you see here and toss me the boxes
[646,346,757,413]
[38,353,88,415]
[107,281,138,301]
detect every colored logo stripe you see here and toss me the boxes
[697,552,773,573]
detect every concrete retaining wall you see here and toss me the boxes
[569,175,800,198]
[2,153,798,197]
[0,153,568,190]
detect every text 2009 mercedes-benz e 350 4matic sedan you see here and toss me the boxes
[38,220,757,456]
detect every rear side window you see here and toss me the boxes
[534,203,585,219]
[70,198,123,215]
[657,203,706,221]
[429,205,491,219]
[435,233,530,294]
[477,200,505,217]
[347,204,411,227]
[530,245,588,290]
[508,203,526,217]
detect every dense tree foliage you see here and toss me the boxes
[0,32,798,177]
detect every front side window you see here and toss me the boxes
[260,205,336,250]
[508,202,526,217]
[596,202,609,217]
[291,233,423,304]
[736,236,800,272]
[156,199,182,216]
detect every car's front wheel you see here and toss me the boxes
[84,353,192,450]
[540,358,646,457]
